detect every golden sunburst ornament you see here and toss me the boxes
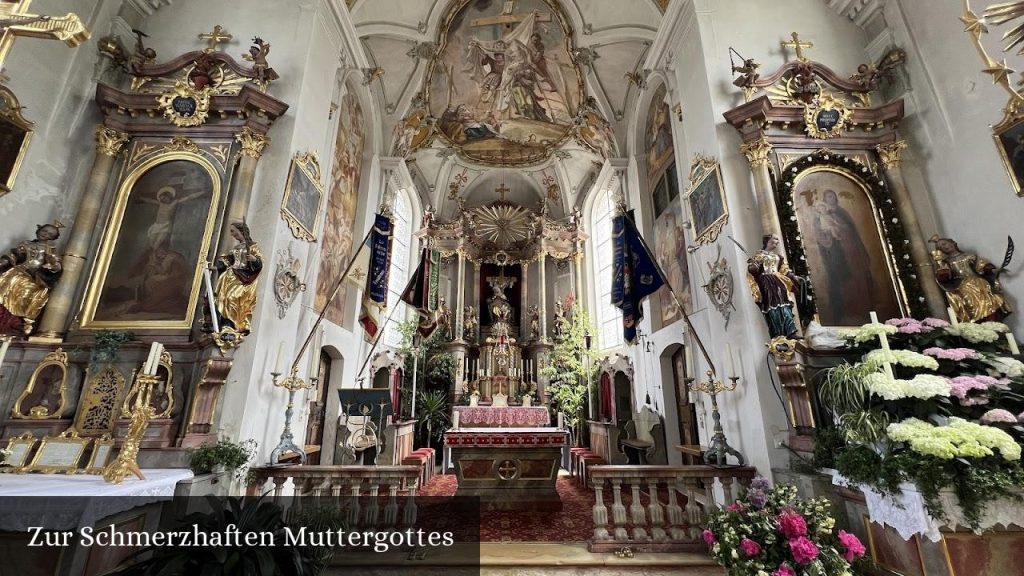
[471,204,534,248]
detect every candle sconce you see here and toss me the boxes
[688,370,745,467]
[268,367,317,464]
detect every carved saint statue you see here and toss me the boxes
[747,234,808,339]
[930,236,1011,323]
[0,223,63,336]
[552,300,566,340]
[437,296,452,340]
[242,37,279,83]
[212,222,263,334]
[528,304,540,340]
[463,305,478,341]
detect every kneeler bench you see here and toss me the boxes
[411,447,435,484]
[577,453,605,487]
[569,447,590,477]
[401,452,430,489]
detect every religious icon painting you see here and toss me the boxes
[652,163,691,326]
[646,83,675,177]
[992,113,1024,198]
[790,167,903,326]
[0,83,33,197]
[281,152,324,242]
[80,153,222,330]
[685,156,728,246]
[426,0,585,166]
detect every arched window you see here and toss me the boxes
[384,191,413,348]
[591,187,623,350]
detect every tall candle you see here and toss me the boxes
[947,306,959,326]
[452,410,460,429]
[869,311,895,379]
[274,342,284,373]
[557,412,564,429]
[144,342,159,375]
[726,343,737,378]
[1007,332,1020,356]
[202,267,220,334]
[0,336,11,370]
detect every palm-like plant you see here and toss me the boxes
[541,303,599,447]
[416,390,450,448]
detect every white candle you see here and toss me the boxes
[726,343,737,378]
[274,342,284,374]
[947,306,959,326]
[1007,332,1020,356]
[144,342,159,375]
[0,336,11,370]
[557,412,564,429]
[452,410,460,429]
[869,311,895,379]
[154,343,165,375]
[202,266,220,333]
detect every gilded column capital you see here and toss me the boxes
[876,140,908,170]
[740,138,773,168]
[95,127,130,157]
[236,128,270,159]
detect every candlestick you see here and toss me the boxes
[203,266,220,334]
[1007,332,1020,356]
[947,306,959,326]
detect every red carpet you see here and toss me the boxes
[418,474,653,542]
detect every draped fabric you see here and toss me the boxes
[599,372,614,421]
[389,369,402,419]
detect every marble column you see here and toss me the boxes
[573,247,585,307]
[520,261,529,339]
[876,141,947,318]
[455,249,466,339]
[220,128,269,251]
[740,138,784,241]
[539,249,548,340]
[35,126,130,340]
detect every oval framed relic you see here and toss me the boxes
[12,348,70,419]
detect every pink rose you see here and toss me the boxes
[778,512,808,539]
[740,537,762,557]
[838,530,866,562]
[702,529,716,547]
[789,536,820,565]
[772,564,797,576]
[726,502,746,513]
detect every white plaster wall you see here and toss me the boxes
[887,0,1024,336]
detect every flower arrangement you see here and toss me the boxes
[0,447,11,466]
[704,476,865,576]
[819,316,1024,530]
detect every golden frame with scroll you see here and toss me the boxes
[992,111,1024,198]
[12,348,70,419]
[23,430,91,474]
[684,156,729,246]
[281,152,324,242]
[0,82,33,197]
[1,432,36,471]
[83,434,115,474]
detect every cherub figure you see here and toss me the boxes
[243,37,279,83]
[130,29,157,71]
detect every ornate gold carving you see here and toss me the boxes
[274,246,305,319]
[780,32,814,62]
[73,366,126,436]
[236,127,269,159]
[210,144,230,168]
[12,347,69,419]
[740,138,774,169]
[803,93,853,139]
[163,136,200,153]
[83,434,114,475]
[0,82,32,195]
[103,373,158,483]
[685,155,729,246]
[127,142,158,167]
[0,3,91,70]
[876,140,908,170]
[281,152,324,241]
[23,429,90,474]
[157,81,211,127]
[95,126,129,157]
[198,25,232,53]
[1,432,35,471]
[767,336,799,362]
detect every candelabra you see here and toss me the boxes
[269,367,317,464]
[688,370,745,467]
[103,371,155,484]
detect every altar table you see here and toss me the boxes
[453,405,549,428]
[444,427,567,510]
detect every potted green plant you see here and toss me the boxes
[416,390,450,449]
[188,439,257,479]
[541,303,599,447]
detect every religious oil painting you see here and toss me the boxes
[316,89,365,326]
[0,84,32,196]
[83,157,220,329]
[646,83,674,177]
[993,115,1024,197]
[793,168,902,326]
[427,0,584,166]
[281,152,324,242]
[653,164,691,325]
[685,159,728,246]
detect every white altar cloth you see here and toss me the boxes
[0,469,193,531]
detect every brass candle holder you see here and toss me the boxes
[269,367,317,464]
[103,370,155,484]
[688,370,745,467]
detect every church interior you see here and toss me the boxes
[2,0,1024,574]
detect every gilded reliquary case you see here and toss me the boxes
[12,347,70,419]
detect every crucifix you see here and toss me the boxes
[198,25,233,53]
[496,183,510,202]
[0,0,89,70]
[470,0,551,31]
[780,31,814,62]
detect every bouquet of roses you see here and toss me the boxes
[703,476,865,576]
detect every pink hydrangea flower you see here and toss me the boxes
[777,512,808,539]
[960,397,991,406]
[772,565,797,576]
[949,375,998,399]
[789,536,820,564]
[1018,411,1024,422]
[923,318,951,328]
[886,317,914,326]
[702,529,716,546]
[981,409,1018,424]
[923,347,980,361]
[740,537,762,557]
[838,530,866,562]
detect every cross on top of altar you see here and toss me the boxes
[0,0,90,70]
[780,31,814,62]
[199,25,233,53]
[470,0,552,30]
[496,183,510,202]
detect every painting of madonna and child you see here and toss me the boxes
[428,0,584,165]
[793,169,903,327]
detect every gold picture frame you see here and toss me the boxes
[12,348,69,419]
[281,152,324,242]
[23,430,91,474]
[78,150,223,330]
[992,110,1024,198]
[0,82,33,197]
[83,434,115,474]
[1,432,37,471]
[685,155,729,246]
